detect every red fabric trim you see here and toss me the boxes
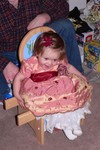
[30,71,58,82]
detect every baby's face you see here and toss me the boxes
[37,47,60,70]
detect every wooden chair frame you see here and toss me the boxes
[4,26,55,144]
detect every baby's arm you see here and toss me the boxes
[13,72,25,107]
[67,64,87,81]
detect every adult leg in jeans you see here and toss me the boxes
[46,18,83,73]
[0,72,10,100]
[0,51,19,100]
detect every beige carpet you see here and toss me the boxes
[83,64,100,83]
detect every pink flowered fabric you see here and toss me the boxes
[19,56,92,116]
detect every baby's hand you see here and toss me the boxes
[14,93,25,108]
[17,98,25,108]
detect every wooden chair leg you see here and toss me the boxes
[80,118,84,125]
[17,106,44,144]
[29,118,44,144]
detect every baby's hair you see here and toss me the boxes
[34,31,66,60]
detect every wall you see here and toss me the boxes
[67,0,87,10]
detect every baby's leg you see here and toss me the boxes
[73,127,83,136]
[63,129,77,140]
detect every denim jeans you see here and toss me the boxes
[46,18,83,73]
[0,51,19,100]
